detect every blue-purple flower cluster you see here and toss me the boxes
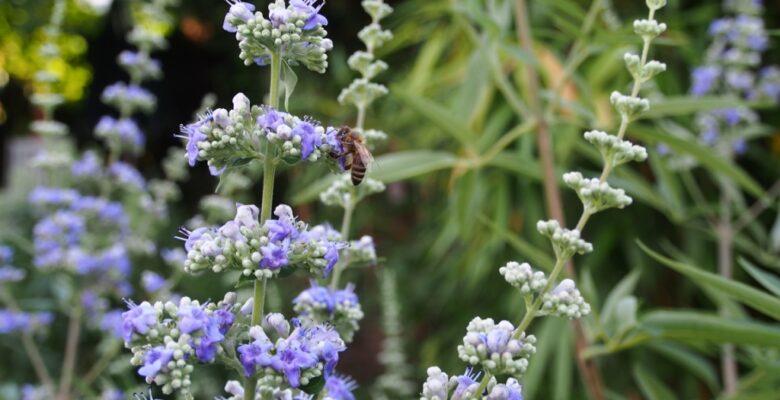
[0,245,24,283]
[0,309,53,335]
[95,116,145,155]
[684,0,780,156]
[0,249,53,335]
[178,93,342,176]
[293,281,363,342]
[421,367,524,400]
[457,317,536,378]
[223,0,332,73]
[182,204,344,279]
[123,295,236,396]
[30,188,130,277]
[237,314,345,388]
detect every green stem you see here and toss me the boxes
[244,50,282,400]
[269,52,282,109]
[356,104,367,132]
[329,193,356,290]
[481,3,662,397]
[57,306,83,400]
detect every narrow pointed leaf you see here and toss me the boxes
[638,241,780,320]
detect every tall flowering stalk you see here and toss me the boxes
[126,2,371,399]
[421,1,667,398]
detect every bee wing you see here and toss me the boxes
[356,144,376,170]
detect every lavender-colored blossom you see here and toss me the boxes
[110,162,146,190]
[0,309,53,334]
[101,310,125,338]
[290,0,328,30]
[452,369,481,400]
[138,346,174,379]
[324,375,357,400]
[270,331,319,387]
[142,271,167,293]
[122,301,159,342]
[177,302,210,334]
[194,310,234,362]
[29,187,79,207]
[258,107,286,131]
[487,378,524,400]
[224,0,256,32]
[304,325,345,378]
[235,204,260,229]
[293,120,322,160]
[178,121,208,167]
[72,151,103,177]
[691,66,720,96]
[732,137,747,154]
[0,246,12,264]
[259,242,290,269]
[0,266,24,282]
[238,336,275,377]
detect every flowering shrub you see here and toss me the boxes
[4,0,780,399]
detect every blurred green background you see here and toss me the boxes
[2,0,780,399]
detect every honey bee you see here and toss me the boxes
[330,126,373,186]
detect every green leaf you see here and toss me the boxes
[639,96,745,119]
[647,342,719,392]
[638,241,780,320]
[393,88,476,146]
[630,126,764,197]
[739,258,780,297]
[633,364,676,400]
[371,150,459,185]
[291,151,458,203]
[601,269,642,336]
[281,61,298,111]
[640,310,780,348]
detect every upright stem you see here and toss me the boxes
[57,307,83,400]
[512,0,605,398]
[356,104,367,132]
[244,50,281,400]
[717,180,737,395]
[329,193,355,290]
[514,0,565,227]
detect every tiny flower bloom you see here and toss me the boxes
[290,0,328,30]
[294,120,322,160]
[138,346,174,379]
[223,0,256,32]
[122,301,159,342]
[260,242,290,269]
[324,375,357,400]
[177,302,210,334]
[258,107,286,131]
[142,271,167,293]
[270,332,319,387]
[238,336,275,377]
